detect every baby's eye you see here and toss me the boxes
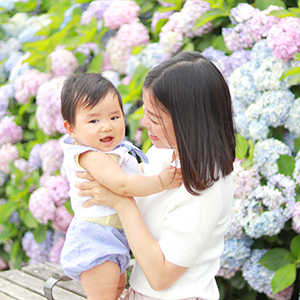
[111,116,119,120]
[90,119,98,123]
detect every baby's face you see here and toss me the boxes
[69,91,125,152]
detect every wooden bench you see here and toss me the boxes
[0,260,135,300]
[0,262,86,300]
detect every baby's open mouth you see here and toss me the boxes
[100,136,113,143]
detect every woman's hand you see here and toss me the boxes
[75,171,131,209]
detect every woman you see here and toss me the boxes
[76,51,236,300]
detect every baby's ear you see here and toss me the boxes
[64,121,76,139]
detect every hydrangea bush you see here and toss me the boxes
[0,0,300,299]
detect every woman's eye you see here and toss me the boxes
[149,118,158,125]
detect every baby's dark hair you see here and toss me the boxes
[61,73,123,125]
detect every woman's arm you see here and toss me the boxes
[75,171,188,291]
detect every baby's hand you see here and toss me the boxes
[158,166,182,190]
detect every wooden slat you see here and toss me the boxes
[0,291,16,300]
[0,269,85,300]
[22,263,86,297]
[0,276,45,300]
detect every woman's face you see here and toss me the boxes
[142,88,177,151]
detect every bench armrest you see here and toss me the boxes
[44,272,72,300]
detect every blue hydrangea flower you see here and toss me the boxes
[237,178,295,239]
[250,39,274,67]
[228,61,261,114]
[126,43,164,77]
[285,98,300,136]
[293,151,300,183]
[0,38,21,62]
[242,249,275,295]
[253,56,292,91]
[253,138,291,179]
[282,130,299,152]
[221,236,253,271]
[245,90,295,140]
[59,4,83,30]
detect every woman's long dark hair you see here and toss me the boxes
[143,51,236,195]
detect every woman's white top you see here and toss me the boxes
[130,146,234,300]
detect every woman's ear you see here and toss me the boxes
[64,121,76,139]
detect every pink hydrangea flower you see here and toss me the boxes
[36,76,66,136]
[0,256,7,271]
[48,46,78,77]
[52,205,73,233]
[14,158,29,173]
[249,5,283,42]
[106,22,149,74]
[49,232,65,263]
[0,116,23,146]
[29,187,56,224]
[44,175,70,206]
[159,12,184,55]
[267,17,300,61]
[0,143,19,174]
[181,0,213,38]
[14,69,52,104]
[103,0,140,30]
[100,51,113,72]
[233,159,260,200]
[40,139,64,175]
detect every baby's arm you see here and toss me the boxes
[79,151,182,197]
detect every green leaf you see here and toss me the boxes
[290,235,300,259]
[277,154,295,177]
[15,0,37,12]
[86,52,103,73]
[280,66,300,81]
[271,264,296,294]
[193,9,229,29]
[34,224,48,243]
[236,134,249,160]
[255,0,286,10]
[0,202,19,223]
[259,248,294,271]
[288,73,300,86]
[23,210,39,228]
[153,18,168,34]
[268,9,297,17]
[229,272,246,289]
[182,42,194,52]
[294,52,300,60]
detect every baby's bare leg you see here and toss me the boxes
[116,271,127,300]
[81,261,121,300]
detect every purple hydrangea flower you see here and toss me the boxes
[0,116,23,146]
[48,46,78,77]
[14,69,52,104]
[22,230,53,265]
[81,0,111,25]
[103,0,140,30]
[151,10,173,32]
[28,143,42,172]
[267,17,300,61]
[242,249,275,295]
[36,76,66,136]
[0,84,14,116]
[44,175,70,206]
[40,139,64,175]
[0,143,19,174]
[29,187,56,224]
[292,202,300,233]
[229,3,257,24]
